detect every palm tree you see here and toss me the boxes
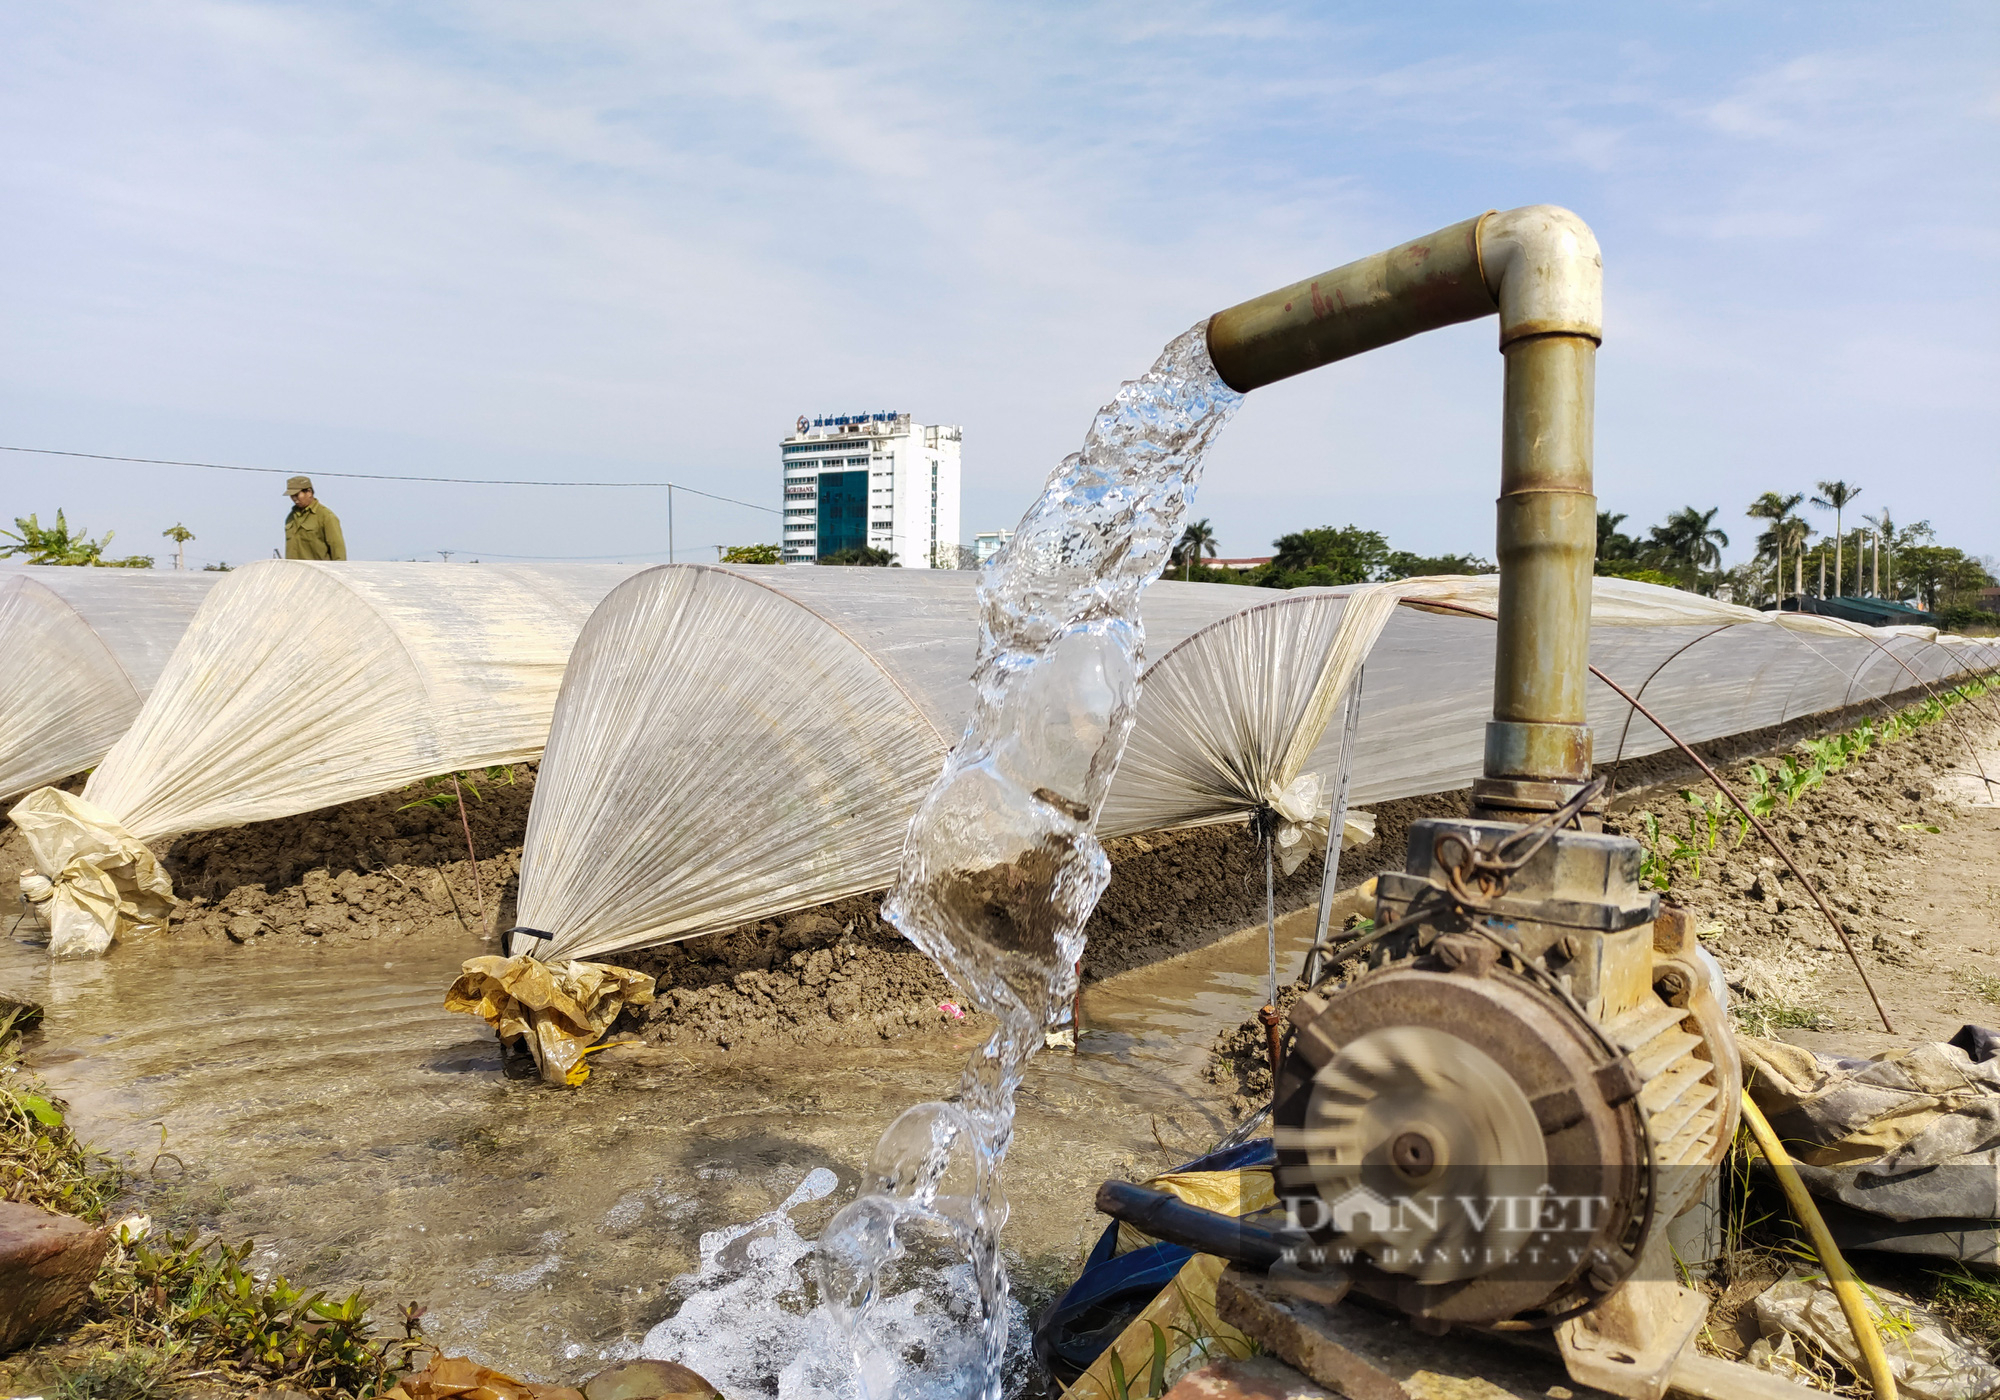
[162,522,195,571]
[1647,506,1730,591]
[1861,509,1902,598]
[1172,518,1218,580]
[1778,517,1811,598]
[1810,480,1861,596]
[1747,492,1804,602]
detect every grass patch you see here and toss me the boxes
[1959,971,2000,1006]
[1,1037,123,1220]
[1733,1000,1832,1035]
[54,1230,421,1397]
[1928,1264,2000,1359]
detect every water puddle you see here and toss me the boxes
[1,893,1326,1392]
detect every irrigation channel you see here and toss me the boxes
[0,886,1340,1394]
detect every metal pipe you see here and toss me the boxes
[1206,205,1603,808]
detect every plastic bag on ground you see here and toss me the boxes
[1746,1270,2000,1400]
[382,1354,584,1400]
[444,954,655,1085]
[7,787,174,957]
[1740,1034,2000,1243]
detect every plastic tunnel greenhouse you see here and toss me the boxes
[77,559,648,842]
[10,560,646,955]
[0,565,220,802]
[513,565,2000,964]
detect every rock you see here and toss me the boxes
[1872,931,1920,965]
[227,916,261,941]
[582,1359,720,1400]
[0,1200,112,1352]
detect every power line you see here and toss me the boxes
[0,444,779,514]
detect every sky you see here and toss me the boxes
[1,1,1994,571]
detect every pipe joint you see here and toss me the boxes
[1478,206,1603,349]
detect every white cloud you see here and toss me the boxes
[0,2,1991,569]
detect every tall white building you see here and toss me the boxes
[780,412,962,567]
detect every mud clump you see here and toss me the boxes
[158,770,537,949]
[617,895,964,1051]
[162,767,537,901]
[614,814,1420,1054]
[11,763,1495,1057]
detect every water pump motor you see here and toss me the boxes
[1271,801,1741,1397]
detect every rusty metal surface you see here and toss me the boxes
[1204,217,1493,393]
[1203,205,1602,795]
[1276,967,1646,1325]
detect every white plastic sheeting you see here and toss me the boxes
[518,567,2000,963]
[0,565,219,801]
[75,559,644,843]
[515,565,1297,959]
[1111,575,2000,821]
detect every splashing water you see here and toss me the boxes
[815,325,1245,1398]
[641,1168,1028,1400]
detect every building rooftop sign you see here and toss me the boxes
[794,412,904,432]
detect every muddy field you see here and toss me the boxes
[1207,690,2000,1109]
[1,768,1462,1056]
[11,685,1991,1067]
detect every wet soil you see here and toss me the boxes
[0,864,1323,1390]
[2,773,1463,1057]
[614,792,1463,1054]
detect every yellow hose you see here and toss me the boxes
[1739,1088,1899,1400]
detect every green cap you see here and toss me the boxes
[285,476,313,495]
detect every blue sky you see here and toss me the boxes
[2,2,1994,570]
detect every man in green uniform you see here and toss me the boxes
[283,476,347,561]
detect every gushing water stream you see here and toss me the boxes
[815,325,1245,1398]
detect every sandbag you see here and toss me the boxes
[7,787,173,957]
[444,954,655,1085]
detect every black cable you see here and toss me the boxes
[0,445,779,514]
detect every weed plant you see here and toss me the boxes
[1630,676,1993,892]
[1,1039,122,1220]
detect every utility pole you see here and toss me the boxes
[438,550,455,563]
[667,483,675,565]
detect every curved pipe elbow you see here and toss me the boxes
[1203,204,1603,392]
[1478,205,1602,347]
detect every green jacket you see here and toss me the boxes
[285,501,347,561]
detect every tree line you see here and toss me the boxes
[1171,478,1998,631]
